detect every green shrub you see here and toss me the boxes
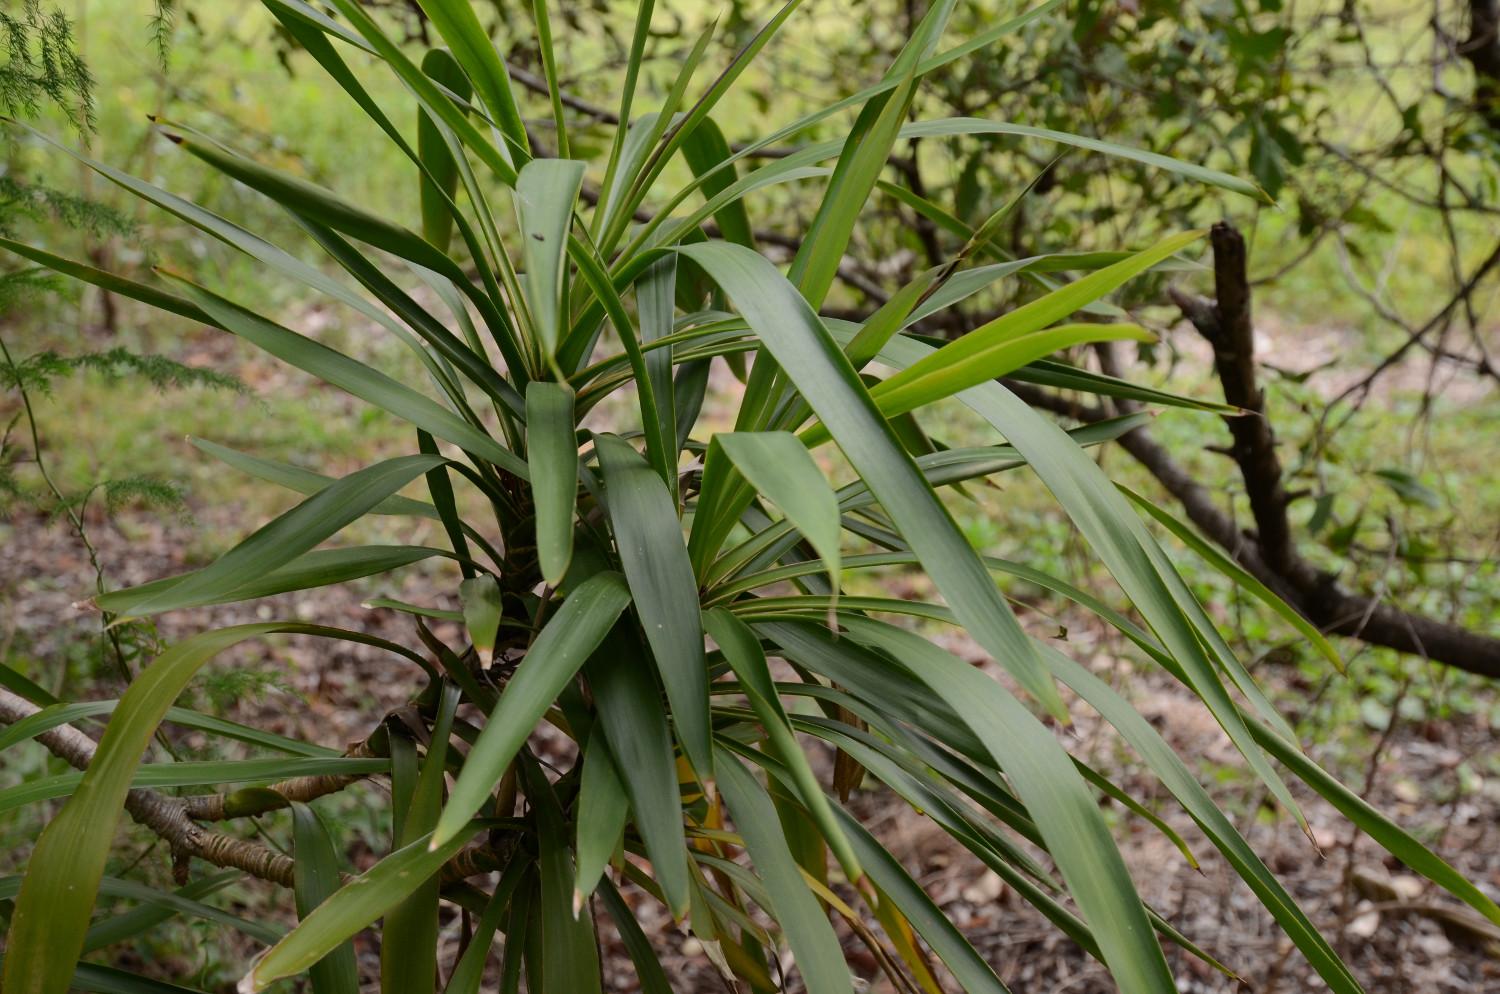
[2,2,1495,993]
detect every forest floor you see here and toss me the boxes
[3,503,1498,994]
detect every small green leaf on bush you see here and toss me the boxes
[459,574,504,670]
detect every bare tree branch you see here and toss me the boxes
[1007,375,1500,679]
[1004,219,1500,677]
[0,688,513,889]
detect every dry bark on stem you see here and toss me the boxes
[180,740,379,821]
[0,687,302,886]
[0,688,511,890]
[1172,224,1298,576]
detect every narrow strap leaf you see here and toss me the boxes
[432,571,631,848]
[594,433,713,779]
[4,624,288,994]
[1119,484,1342,671]
[526,381,579,584]
[681,241,1067,720]
[96,455,442,618]
[714,746,855,994]
[573,734,629,908]
[520,752,604,992]
[292,804,360,994]
[165,273,528,478]
[515,159,586,364]
[248,825,491,990]
[417,47,473,253]
[713,432,842,600]
[584,622,692,919]
[703,608,861,885]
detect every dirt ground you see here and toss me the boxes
[3,504,1498,994]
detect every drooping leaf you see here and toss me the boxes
[714,432,842,601]
[248,825,491,990]
[96,456,442,619]
[715,746,855,994]
[680,241,1067,720]
[292,804,360,994]
[4,624,286,994]
[584,622,691,919]
[594,433,713,779]
[573,733,630,909]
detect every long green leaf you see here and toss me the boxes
[521,753,603,994]
[3,624,285,994]
[790,66,918,309]
[165,273,528,477]
[96,456,441,618]
[190,438,439,519]
[527,381,579,584]
[636,240,680,502]
[516,159,586,363]
[735,752,1014,994]
[680,241,1067,720]
[0,236,211,324]
[573,733,629,908]
[703,609,861,884]
[1246,712,1500,928]
[0,758,390,815]
[292,804,360,994]
[715,746,855,994]
[862,322,1155,424]
[838,618,1176,994]
[170,135,457,276]
[593,433,713,779]
[871,230,1203,412]
[596,879,675,994]
[859,326,1307,809]
[0,961,209,994]
[417,47,472,252]
[714,432,842,599]
[248,825,490,990]
[77,873,240,954]
[432,571,631,847]
[583,622,691,919]
[1027,644,1364,994]
[680,116,753,248]
[0,700,115,753]
[1119,485,1342,671]
[444,858,528,994]
[321,0,516,187]
[71,875,283,950]
[95,545,447,614]
[898,118,1269,201]
[7,122,475,374]
[383,683,460,994]
[414,0,530,158]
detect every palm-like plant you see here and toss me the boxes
[2,2,1494,993]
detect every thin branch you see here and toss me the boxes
[0,688,513,889]
[1007,376,1500,678]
